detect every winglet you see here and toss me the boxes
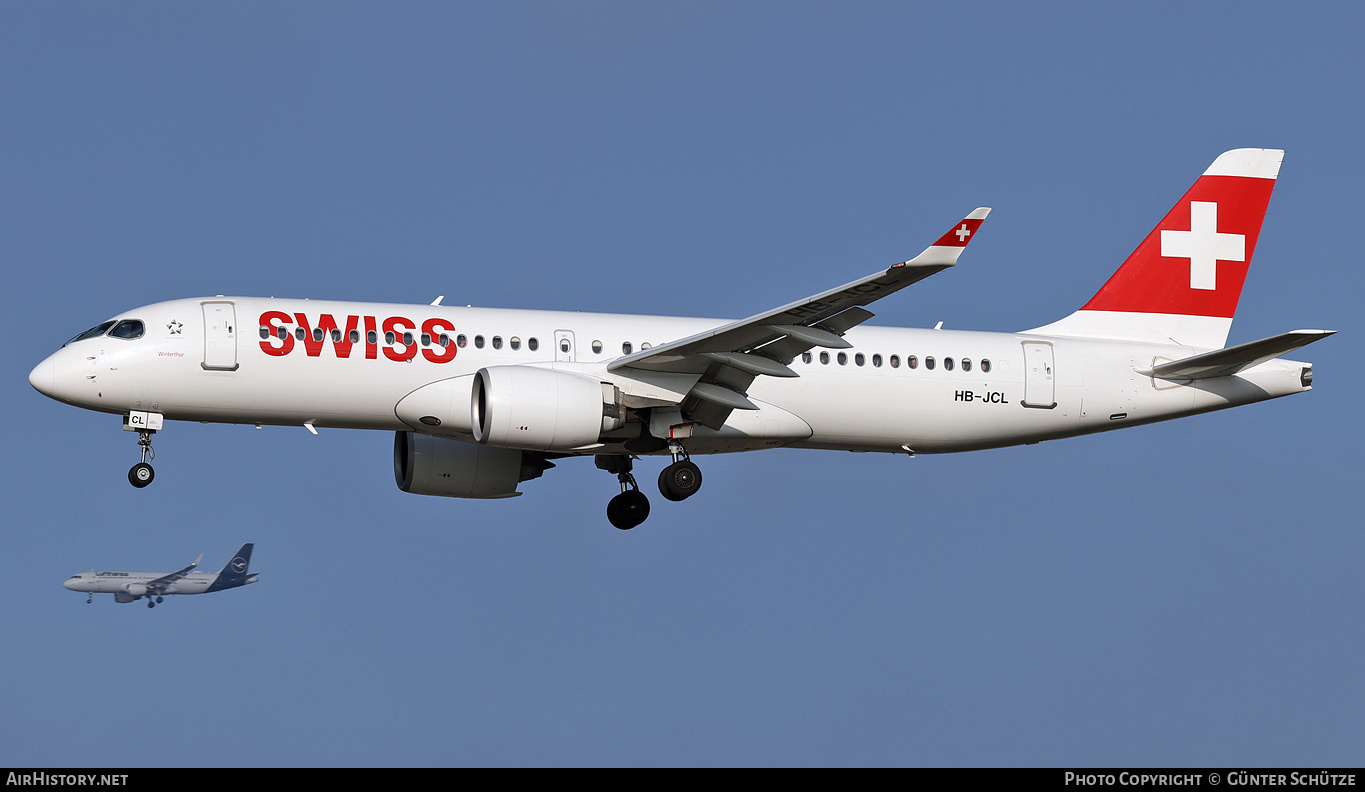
[903,207,990,267]
[190,553,203,570]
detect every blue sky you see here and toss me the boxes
[2,3,1361,767]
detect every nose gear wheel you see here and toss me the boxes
[128,429,157,489]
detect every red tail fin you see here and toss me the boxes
[1029,149,1282,348]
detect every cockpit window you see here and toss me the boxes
[108,320,145,340]
[64,321,117,346]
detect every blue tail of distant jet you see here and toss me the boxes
[205,543,256,592]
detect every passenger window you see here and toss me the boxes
[475,335,485,349]
[296,327,306,341]
[313,328,323,342]
[528,337,539,352]
[907,355,919,369]
[642,342,652,350]
[331,329,343,343]
[350,329,360,344]
[457,334,467,348]
[981,359,991,373]
[802,352,812,364]
[890,354,900,368]
[961,358,972,372]
[623,342,633,354]
[259,326,269,340]
[385,331,396,345]
[421,333,432,347]
[819,351,830,365]
[854,353,865,366]
[872,354,882,368]
[439,334,450,347]
[944,357,954,371]
[837,352,848,366]
[402,332,414,347]
[492,336,502,350]
[510,337,521,350]
[925,356,936,370]
[278,326,289,341]
[560,338,571,353]
[368,331,378,344]
[592,340,603,354]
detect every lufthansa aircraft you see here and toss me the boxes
[64,544,257,607]
[29,150,1331,529]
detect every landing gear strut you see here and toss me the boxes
[658,441,703,502]
[128,429,156,488]
[598,455,650,530]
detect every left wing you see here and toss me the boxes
[144,554,203,593]
[609,208,990,428]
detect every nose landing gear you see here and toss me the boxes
[123,411,164,489]
[128,429,156,489]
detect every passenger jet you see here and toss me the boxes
[64,544,257,607]
[29,149,1331,529]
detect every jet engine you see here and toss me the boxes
[114,593,139,603]
[124,583,147,597]
[471,366,624,451]
[393,431,553,499]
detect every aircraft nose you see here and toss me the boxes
[62,578,77,591]
[29,355,56,398]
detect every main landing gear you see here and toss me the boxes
[597,442,704,530]
[658,441,702,502]
[128,428,156,489]
[598,455,650,530]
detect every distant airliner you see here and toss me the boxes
[30,149,1331,529]
[64,544,257,607]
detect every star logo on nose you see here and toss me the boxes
[166,320,183,335]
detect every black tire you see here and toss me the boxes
[658,460,703,501]
[607,490,651,530]
[129,463,155,488]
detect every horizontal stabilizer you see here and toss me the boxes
[1137,330,1334,380]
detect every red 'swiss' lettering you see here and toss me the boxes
[422,318,457,363]
[259,311,294,356]
[295,313,359,358]
[382,316,417,362]
[258,311,458,364]
[364,315,378,360]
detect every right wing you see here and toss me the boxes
[609,208,990,428]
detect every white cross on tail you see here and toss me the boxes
[1160,201,1244,291]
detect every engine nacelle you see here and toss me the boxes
[393,431,552,500]
[114,593,139,603]
[471,366,624,451]
[124,583,147,597]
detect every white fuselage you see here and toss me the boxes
[30,296,1312,457]
[63,570,219,596]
